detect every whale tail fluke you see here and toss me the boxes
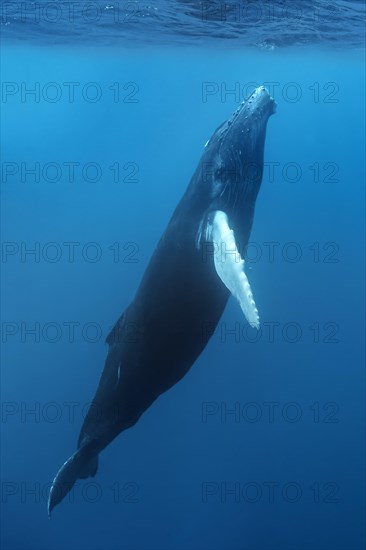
[47,446,99,517]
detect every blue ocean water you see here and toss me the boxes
[1,2,365,550]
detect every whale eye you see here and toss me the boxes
[214,167,224,180]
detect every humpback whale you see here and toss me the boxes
[48,85,276,515]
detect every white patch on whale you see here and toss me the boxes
[211,210,260,329]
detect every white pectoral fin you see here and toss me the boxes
[212,210,260,329]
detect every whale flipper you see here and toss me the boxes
[211,210,260,329]
[47,445,98,517]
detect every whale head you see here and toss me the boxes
[197,85,276,247]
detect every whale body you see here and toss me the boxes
[48,85,276,515]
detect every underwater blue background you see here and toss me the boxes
[1,2,365,549]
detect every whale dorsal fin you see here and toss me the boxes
[211,210,260,329]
